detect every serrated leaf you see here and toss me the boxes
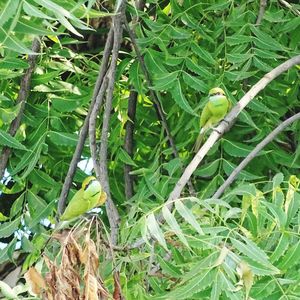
[277,240,300,270]
[157,255,182,278]
[231,237,278,273]
[153,71,178,90]
[23,0,55,20]
[0,0,20,26]
[270,233,289,263]
[118,148,137,167]
[47,131,78,146]
[223,139,259,157]
[191,43,215,65]
[0,129,27,150]
[182,72,207,92]
[263,201,286,228]
[0,27,35,54]
[162,206,189,248]
[147,213,168,250]
[170,80,196,115]
[175,200,204,235]
[144,49,168,74]
[185,58,211,78]
[0,216,21,238]
[0,102,22,124]
[193,159,220,177]
[223,160,262,180]
[27,200,56,229]
[0,57,29,69]
[160,269,216,300]
[28,169,59,189]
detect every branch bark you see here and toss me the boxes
[256,0,267,25]
[214,112,300,198]
[124,90,138,199]
[0,39,40,180]
[57,28,114,216]
[165,54,300,208]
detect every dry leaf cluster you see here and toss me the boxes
[25,228,113,300]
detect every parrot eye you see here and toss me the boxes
[84,180,97,191]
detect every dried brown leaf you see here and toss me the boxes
[84,273,98,300]
[24,267,46,296]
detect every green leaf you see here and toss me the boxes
[27,190,47,212]
[157,255,182,277]
[144,49,168,74]
[251,26,286,51]
[11,134,45,176]
[223,160,262,180]
[0,216,21,238]
[0,0,20,26]
[175,199,204,235]
[226,34,252,45]
[27,200,56,229]
[47,131,78,146]
[160,269,216,300]
[23,0,55,20]
[193,159,220,177]
[0,102,22,124]
[0,129,27,150]
[153,72,178,90]
[0,57,29,69]
[0,27,35,54]
[15,19,59,35]
[185,58,212,78]
[270,233,289,263]
[170,80,196,115]
[118,148,137,167]
[162,206,189,248]
[277,240,300,270]
[223,139,259,157]
[263,201,286,228]
[191,43,215,65]
[147,213,168,250]
[182,72,207,92]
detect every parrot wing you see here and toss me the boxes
[60,189,88,221]
[200,102,212,128]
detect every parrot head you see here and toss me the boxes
[208,87,226,97]
[82,176,106,206]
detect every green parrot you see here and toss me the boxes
[60,176,107,221]
[194,87,230,152]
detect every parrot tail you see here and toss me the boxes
[193,128,206,153]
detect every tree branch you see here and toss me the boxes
[124,20,195,195]
[278,0,300,16]
[165,54,300,208]
[97,1,127,246]
[214,112,300,198]
[0,38,40,180]
[124,90,138,199]
[256,0,267,25]
[57,28,114,216]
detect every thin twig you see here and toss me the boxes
[0,39,40,180]
[214,112,300,198]
[124,20,196,195]
[57,28,114,216]
[278,0,300,16]
[165,54,300,209]
[124,90,138,199]
[98,1,127,246]
[256,0,267,25]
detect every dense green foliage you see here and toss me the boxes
[0,0,300,299]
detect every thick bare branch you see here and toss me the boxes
[0,39,40,180]
[165,54,300,208]
[214,112,300,198]
[97,1,127,246]
[58,29,114,216]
